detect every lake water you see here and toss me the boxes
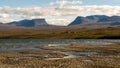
[0,39,120,52]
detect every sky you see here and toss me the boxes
[0,0,120,25]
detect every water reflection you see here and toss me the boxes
[0,39,120,52]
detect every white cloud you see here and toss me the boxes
[0,0,120,26]
[49,0,82,8]
[0,14,10,18]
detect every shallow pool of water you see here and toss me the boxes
[0,39,119,52]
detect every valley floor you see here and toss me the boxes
[0,43,120,68]
[0,26,120,39]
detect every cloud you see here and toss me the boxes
[0,0,120,25]
[0,14,10,18]
[56,0,82,8]
[46,5,120,25]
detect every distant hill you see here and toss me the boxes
[69,15,120,26]
[86,15,109,22]
[7,18,50,27]
[2,15,120,27]
[86,15,120,22]
[0,15,120,39]
[68,16,96,26]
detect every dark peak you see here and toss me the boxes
[7,18,49,27]
[87,15,108,17]
[32,18,49,26]
[76,16,84,18]
[86,15,109,22]
[75,16,86,21]
[32,18,45,20]
[32,18,46,22]
[19,19,30,22]
[68,15,120,26]
[68,16,95,26]
[110,16,120,19]
[32,18,47,23]
[15,19,35,27]
[111,16,120,17]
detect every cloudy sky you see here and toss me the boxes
[0,0,120,25]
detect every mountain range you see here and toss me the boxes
[7,18,50,27]
[0,15,120,39]
[68,15,120,26]
[0,15,120,27]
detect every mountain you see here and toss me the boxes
[86,15,109,22]
[5,15,120,27]
[69,15,120,26]
[106,16,120,22]
[86,15,120,22]
[32,19,49,26]
[7,18,49,27]
[68,16,96,26]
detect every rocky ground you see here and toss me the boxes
[0,43,120,68]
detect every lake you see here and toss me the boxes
[0,39,120,52]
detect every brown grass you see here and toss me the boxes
[0,26,120,39]
[0,43,120,68]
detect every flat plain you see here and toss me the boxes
[0,42,120,68]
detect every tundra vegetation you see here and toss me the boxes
[0,43,120,68]
[0,26,120,39]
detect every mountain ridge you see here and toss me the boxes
[68,15,120,26]
[1,15,120,27]
[7,18,50,27]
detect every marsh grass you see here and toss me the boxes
[0,26,120,39]
[0,43,120,68]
